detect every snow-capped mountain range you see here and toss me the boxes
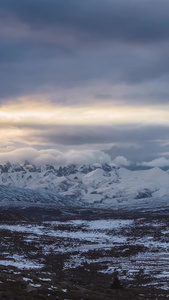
[0,162,169,210]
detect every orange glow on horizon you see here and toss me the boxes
[0,102,169,126]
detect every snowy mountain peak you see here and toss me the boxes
[0,163,118,176]
[0,162,169,209]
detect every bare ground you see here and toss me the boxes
[0,206,169,299]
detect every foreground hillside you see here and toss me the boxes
[0,207,169,299]
[0,162,169,211]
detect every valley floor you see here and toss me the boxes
[0,207,169,299]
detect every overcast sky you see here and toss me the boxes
[1,0,169,167]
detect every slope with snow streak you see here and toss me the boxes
[114,167,169,199]
[0,163,169,209]
[0,185,77,207]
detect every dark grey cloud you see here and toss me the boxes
[1,0,169,44]
[8,122,169,148]
[1,0,169,105]
[31,123,169,165]
[2,120,169,166]
[1,41,169,106]
[105,129,169,167]
[1,0,169,166]
[106,142,169,164]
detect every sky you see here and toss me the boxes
[1,0,169,167]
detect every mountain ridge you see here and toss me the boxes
[0,162,169,211]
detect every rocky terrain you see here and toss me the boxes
[0,207,169,299]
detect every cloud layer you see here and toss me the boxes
[1,0,169,105]
[1,1,169,166]
[1,146,169,169]
[0,148,111,166]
